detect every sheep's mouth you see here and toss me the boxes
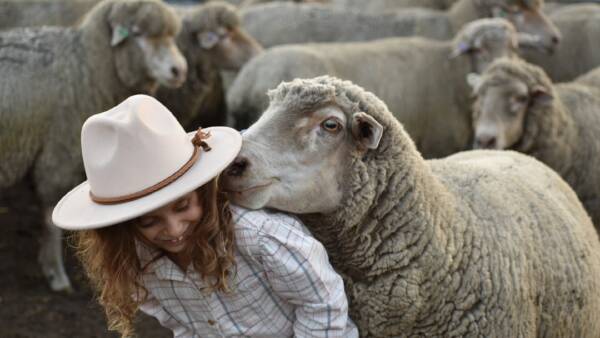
[520,43,555,55]
[225,181,274,196]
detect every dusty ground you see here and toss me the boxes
[0,181,171,338]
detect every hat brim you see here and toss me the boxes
[52,127,242,230]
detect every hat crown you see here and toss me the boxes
[82,95,194,199]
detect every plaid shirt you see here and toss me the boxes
[136,205,358,338]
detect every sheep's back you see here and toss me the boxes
[429,150,600,336]
[240,3,450,48]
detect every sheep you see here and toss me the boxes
[0,0,187,292]
[470,58,600,231]
[0,0,101,31]
[522,3,600,82]
[330,0,460,12]
[228,18,545,158]
[240,0,560,49]
[575,65,600,89]
[222,75,600,337]
[155,1,262,129]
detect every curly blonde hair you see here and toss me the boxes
[73,177,235,337]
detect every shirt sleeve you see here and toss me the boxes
[138,293,194,338]
[258,216,354,338]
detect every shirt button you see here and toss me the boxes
[208,320,216,326]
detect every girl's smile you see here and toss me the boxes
[135,191,203,254]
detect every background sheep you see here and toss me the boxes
[522,3,600,82]
[0,0,101,31]
[156,1,262,129]
[331,0,460,12]
[240,0,560,49]
[0,0,186,292]
[222,75,600,337]
[228,18,541,158]
[471,58,600,230]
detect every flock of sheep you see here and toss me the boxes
[1,0,600,336]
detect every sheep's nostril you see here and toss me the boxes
[171,66,180,78]
[551,35,560,45]
[227,157,249,177]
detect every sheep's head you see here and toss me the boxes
[476,0,561,53]
[182,1,263,71]
[222,76,387,214]
[81,0,188,92]
[451,18,522,73]
[470,58,554,150]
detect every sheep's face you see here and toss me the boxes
[134,34,188,88]
[107,1,187,92]
[223,105,350,213]
[489,3,560,53]
[223,102,382,214]
[197,26,263,71]
[472,78,552,149]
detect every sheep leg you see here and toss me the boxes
[38,207,73,292]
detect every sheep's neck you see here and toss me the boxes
[515,94,577,179]
[300,133,454,282]
[447,0,482,34]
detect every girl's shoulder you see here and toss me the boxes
[229,204,313,249]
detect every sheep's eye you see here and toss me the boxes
[515,94,529,104]
[321,118,341,133]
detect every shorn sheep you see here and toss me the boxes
[331,0,459,12]
[240,0,560,48]
[156,1,262,129]
[522,3,600,82]
[0,0,101,31]
[471,58,600,231]
[222,75,600,337]
[0,0,187,292]
[228,18,545,158]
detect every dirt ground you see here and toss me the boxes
[0,181,171,338]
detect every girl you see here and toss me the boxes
[52,95,358,338]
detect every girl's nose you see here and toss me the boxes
[164,217,187,237]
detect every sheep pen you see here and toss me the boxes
[222,75,600,337]
[0,0,187,292]
[471,58,600,231]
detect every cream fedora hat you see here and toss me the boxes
[52,94,241,230]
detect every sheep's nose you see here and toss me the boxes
[475,135,497,149]
[226,157,249,177]
[551,35,560,45]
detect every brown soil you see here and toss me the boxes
[0,181,171,338]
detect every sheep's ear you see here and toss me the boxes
[111,25,130,47]
[449,41,470,59]
[351,112,383,150]
[530,86,553,106]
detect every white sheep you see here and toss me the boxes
[471,58,600,231]
[0,0,187,292]
[0,0,101,31]
[240,0,560,49]
[228,18,543,158]
[522,3,600,82]
[156,1,262,129]
[222,75,600,337]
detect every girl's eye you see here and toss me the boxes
[138,218,157,229]
[175,199,189,212]
[321,118,341,133]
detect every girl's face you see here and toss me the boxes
[135,191,203,254]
